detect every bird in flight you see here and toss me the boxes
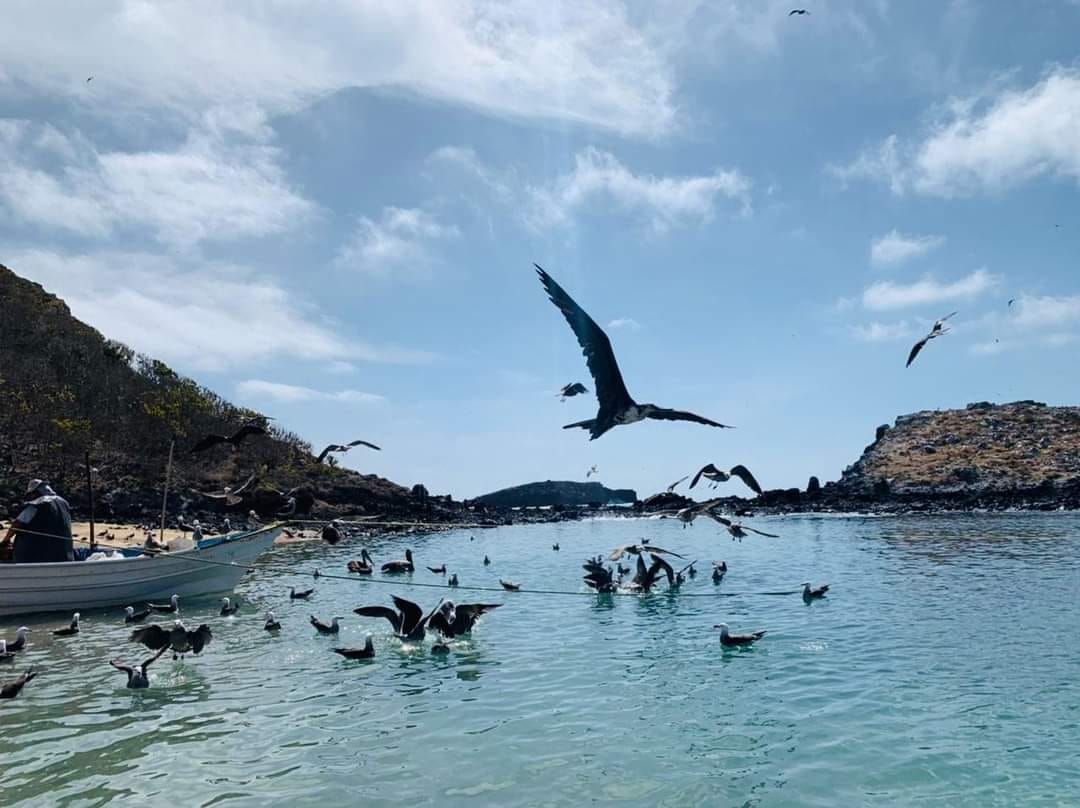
[535,264,732,439]
[689,464,763,494]
[86,76,93,82]
[315,439,381,464]
[708,514,780,541]
[190,423,266,454]
[666,475,690,493]
[608,543,685,561]
[789,9,809,15]
[906,311,957,368]
[586,464,598,478]
[559,382,588,401]
[197,473,257,506]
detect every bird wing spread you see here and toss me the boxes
[190,434,227,454]
[347,439,381,450]
[906,336,930,367]
[728,465,763,495]
[189,624,212,653]
[130,624,171,650]
[535,264,634,417]
[667,475,689,492]
[353,606,403,634]
[743,526,780,538]
[392,596,425,634]
[641,544,685,559]
[690,464,720,489]
[646,408,731,428]
[231,473,258,495]
[231,424,266,443]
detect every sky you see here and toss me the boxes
[1,1,1079,500]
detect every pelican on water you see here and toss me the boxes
[536,264,732,439]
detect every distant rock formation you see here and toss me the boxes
[833,400,1080,498]
[475,480,637,508]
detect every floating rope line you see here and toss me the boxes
[2,525,802,599]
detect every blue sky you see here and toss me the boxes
[2,1,1079,499]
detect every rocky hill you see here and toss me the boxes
[833,401,1080,498]
[0,263,441,523]
[474,480,637,508]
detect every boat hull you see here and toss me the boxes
[0,525,281,617]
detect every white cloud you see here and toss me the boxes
[833,68,1080,196]
[870,230,945,268]
[0,1,677,138]
[236,379,383,404]
[334,207,458,277]
[849,320,917,342]
[862,269,999,310]
[6,248,433,372]
[607,317,641,330]
[323,360,357,375]
[1009,294,1080,329]
[0,117,312,247]
[526,147,750,232]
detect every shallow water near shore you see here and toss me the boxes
[2,513,1079,806]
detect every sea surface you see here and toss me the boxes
[2,513,1079,807]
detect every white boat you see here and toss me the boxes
[0,524,282,618]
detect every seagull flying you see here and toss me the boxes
[536,264,732,439]
[689,464,763,494]
[316,439,382,464]
[197,473,257,506]
[608,543,685,561]
[708,514,780,541]
[559,382,588,401]
[906,312,957,368]
[586,465,598,478]
[666,475,690,493]
[789,8,809,15]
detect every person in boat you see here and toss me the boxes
[0,479,74,563]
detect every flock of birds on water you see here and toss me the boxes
[0,529,830,697]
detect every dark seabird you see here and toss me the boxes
[431,640,450,655]
[332,634,376,660]
[220,597,240,616]
[131,620,212,660]
[617,563,630,575]
[354,596,447,641]
[124,606,151,624]
[427,564,447,574]
[310,615,342,635]
[714,623,767,647]
[86,76,93,82]
[264,611,281,631]
[500,579,521,591]
[53,612,80,637]
[322,521,343,545]
[110,647,168,689]
[448,573,459,587]
[483,555,491,565]
[428,602,502,638]
[689,464,763,495]
[712,565,724,583]
[906,311,957,367]
[609,543,685,561]
[198,473,257,506]
[802,582,830,601]
[189,423,266,454]
[2,626,30,652]
[290,587,315,600]
[552,543,560,551]
[686,562,697,579]
[381,549,414,573]
[709,514,780,541]
[666,475,690,493]
[0,668,37,699]
[583,555,617,592]
[789,8,809,14]
[348,549,375,574]
[1008,299,1015,307]
[0,640,15,664]
[316,439,381,464]
[559,382,588,401]
[148,594,180,613]
[586,465,598,478]
[535,264,733,440]
[621,553,675,593]
[671,497,726,527]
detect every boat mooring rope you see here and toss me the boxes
[1,525,802,599]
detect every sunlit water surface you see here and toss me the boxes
[2,514,1080,806]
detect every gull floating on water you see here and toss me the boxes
[536,264,732,439]
[310,615,342,635]
[220,597,240,616]
[689,464,763,495]
[714,623,767,647]
[148,594,180,613]
[53,612,80,637]
[0,640,15,664]
[2,626,29,652]
[906,311,957,368]
[124,606,151,624]
[499,579,521,591]
[290,587,314,600]
[448,573,459,587]
[264,612,281,631]
[802,582,830,600]
[427,564,447,574]
[110,647,168,689]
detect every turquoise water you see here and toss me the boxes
[2,514,1079,806]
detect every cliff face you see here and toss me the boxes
[834,401,1080,496]
[475,480,637,508]
[0,263,420,519]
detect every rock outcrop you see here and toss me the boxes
[474,480,636,508]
